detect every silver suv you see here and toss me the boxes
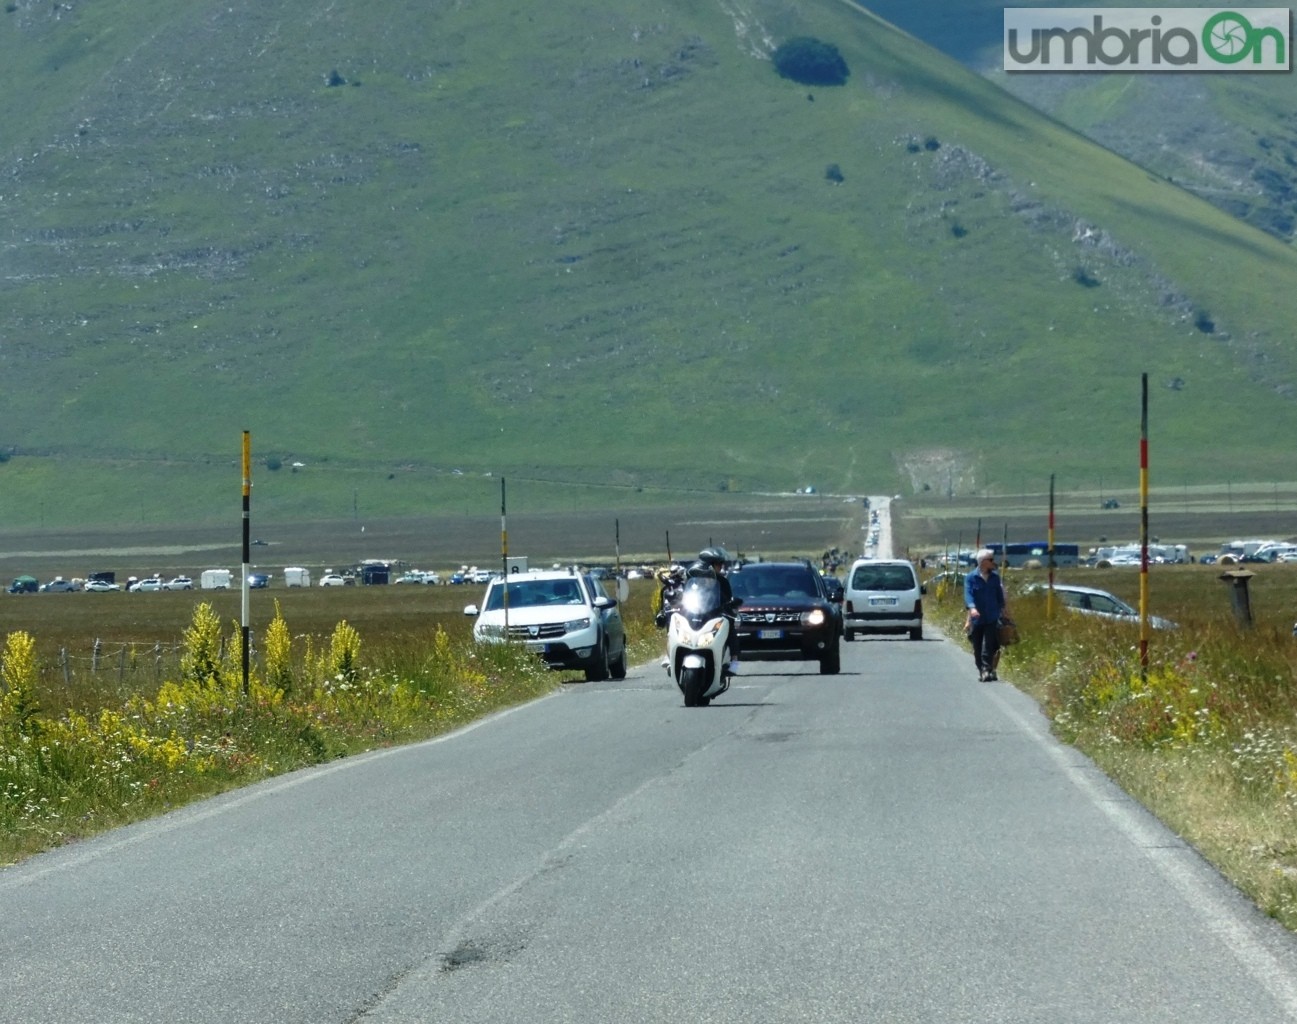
[466,570,627,681]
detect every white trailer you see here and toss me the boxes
[283,566,311,588]
[200,568,232,590]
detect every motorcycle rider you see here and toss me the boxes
[687,546,741,674]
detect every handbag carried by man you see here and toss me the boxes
[997,617,1020,646]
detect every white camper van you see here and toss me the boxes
[200,568,232,590]
[283,567,311,588]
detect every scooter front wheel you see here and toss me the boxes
[680,666,710,707]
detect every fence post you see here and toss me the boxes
[1219,569,1256,629]
[92,638,101,672]
[154,642,162,683]
[118,646,126,685]
[61,647,69,686]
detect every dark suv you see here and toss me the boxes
[729,561,842,674]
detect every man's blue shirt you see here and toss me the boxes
[964,569,1006,620]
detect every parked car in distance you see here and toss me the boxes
[729,560,842,674]
[465,569,627,682]
[7,576,39,594]
[165,575,194,590]
[83,579,121,592]
[318,573,347,587]
[39,577,80,592]
[395,570,440,585]
[1024,583,1178,630]
[844,558,925,641]
[130,577,165,592]
[246,573,270,589]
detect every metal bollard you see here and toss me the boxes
[1218,569,1255,629]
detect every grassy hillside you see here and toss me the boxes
[2,0,1296,530]
[861,0,1297,241]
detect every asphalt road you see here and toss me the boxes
[4,628,1297,1023]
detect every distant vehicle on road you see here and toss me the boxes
[319,573,347,587]
[83,579,121,592]
[7,576,38,594]
[247,573,271,589]
[40,577,79,593]
[130,577,165,593]
[165,576,194,590]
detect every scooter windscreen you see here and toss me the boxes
[678,576,724,622]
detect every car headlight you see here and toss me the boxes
[477,623,506,640]
[803,608,826,627]
[563,616,593,634]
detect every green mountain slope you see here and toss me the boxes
[1,0,1296,528]
[862,0,1297,242]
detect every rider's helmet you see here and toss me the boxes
[697,547,728,570]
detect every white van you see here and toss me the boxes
[843,558,925,641]
[283,567,311,588]
[199,568,232,590]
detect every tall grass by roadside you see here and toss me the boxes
[930,565,1297,929]
[1,581,666,868]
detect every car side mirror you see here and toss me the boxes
[920,584,927,595]
[593,596,615,609]
[463,604,479,616]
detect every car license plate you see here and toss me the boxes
[758,629,784,640]
[870,597,897,606]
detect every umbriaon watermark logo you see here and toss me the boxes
[1004,8,1291,71]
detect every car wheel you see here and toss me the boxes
[909,625,923,641]
[819,644,841,675]
[844,629,855,642]
[610,642,627,680]
[584,642,610,682]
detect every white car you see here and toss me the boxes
[83,579,120,592]
[464,569,627,682]
[129,577,165,593]
[1027,583,1177,630]
[318,573,347,587]
[164,575,193,590]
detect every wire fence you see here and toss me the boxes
[37,637,259,691]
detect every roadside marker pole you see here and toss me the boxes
[1047,474,1056,620]
[1139,373,1150,678]
[241,430,251,697]
[501,478,509,634]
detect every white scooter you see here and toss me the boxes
[664,576,740,707]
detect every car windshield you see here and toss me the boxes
[730,567,816,600]
[850,564,914,591]
[484,578,585,611]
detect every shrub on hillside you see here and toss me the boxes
[772,38,850,87]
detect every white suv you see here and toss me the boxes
[843,558,925,641]
[465,570,627,681]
